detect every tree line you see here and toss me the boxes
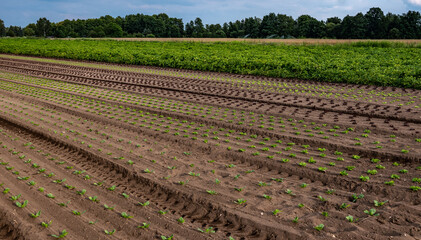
[0,7,420,39]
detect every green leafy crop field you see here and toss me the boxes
[0,38,420,89]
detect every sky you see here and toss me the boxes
[1,0,421,27]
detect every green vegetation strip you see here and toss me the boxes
[0,38,420,89]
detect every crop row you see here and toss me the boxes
[1,71,419,155]
[1,83,420,198]
[1,39,421,89]
[1,55,421,110]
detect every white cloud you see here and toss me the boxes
[408,0,421,6]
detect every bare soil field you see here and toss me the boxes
[0,54,420,239]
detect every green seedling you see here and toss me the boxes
[121,212,133,218]
[207,190,217,195]
[88,196,99,202]
[104,229,116,235]
[285,189,295,196]
[138,223,150,229]
[346,215,357,222]
[138,201,150,207]
[292,216,299,223]
[72,210,86,215]
[158,210,168,215]
[177,217,185,224]
[234,198,247,205]
[15,200,28,208]
[364,208,379,216]
[103,204,115,210]
[340,203,350,209]
[161,235,174,240]
[2,188,10,194]
[46,193,55,199]
[76,189,86,195]
[64,184,75,190]
[263,194,272,200]
[122,193,130,199]
[51,229,68,238]
[89,220,97,225]
[41,220,52,228]
[53,178,66,184]
[374,200,388,207]
[197,227,216,234]
[351,193,364,202]
[273,209,281,215]
[108,185,116,191]
[58,201,70,207]
[30,210,41,218]
[11,194,21,201]
[314,224,324,231]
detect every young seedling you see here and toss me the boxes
[314,224,324,231]
[46,193,55,199]
[234,198,247,205]
[88,196,99,202]
[104,229,116,235]
[11,194,21,201]
[318,196,327,202]
[138,201,150,207]
[158,210,168,215]
[292,216,299,223]
[207,190,217,195]
[122,193,130,199]
[285,189,296,196]
[197,227,216,234]
[321,211,328,217]
[103,204,115,210]
[58,201,70,207]
[273,209,281,215]
[351,193,364,203]
[138,223,150,229]
[346,215,357,222]
[76,189,86,195]
[89,220,97,225]
[339,203,350,209]
[263,194,272,200]
[51,229,68,238]
[15,200,28,208]
[374,200,388,207]
[177,217,185,224]
[121,212,133,219]
[72,210,86,216]
[161,235,174,240]
[41,220,52,228]
[30,210,41,218]
[364,208,379,216]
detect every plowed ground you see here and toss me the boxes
[0,54,420,240]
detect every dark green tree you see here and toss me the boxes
[340,13,368,38]
[36,17,51,37]
[0,19,5,37]
[296,15,325,38]
[365,7,386,38]
[23,23,36,36]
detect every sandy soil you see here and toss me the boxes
[0,55,420,239]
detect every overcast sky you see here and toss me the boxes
[1,0,421,27]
